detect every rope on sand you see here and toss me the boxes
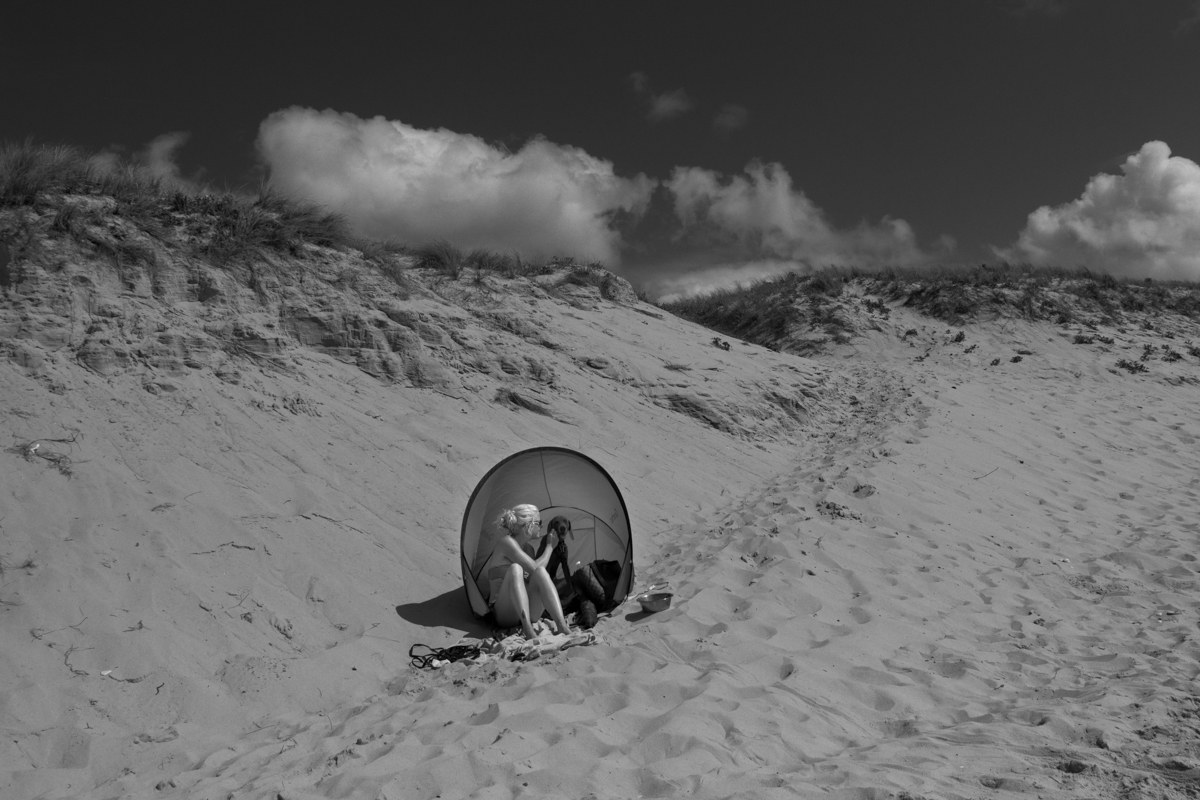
[408,643,483,669]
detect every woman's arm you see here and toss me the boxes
[495,535,539,573]
[532,532,558,569]
[497,532,558,572]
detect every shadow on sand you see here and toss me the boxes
[396,587,493,638]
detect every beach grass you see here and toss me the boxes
[659,264,1200,352]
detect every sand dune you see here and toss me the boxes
[3,235,1200,798]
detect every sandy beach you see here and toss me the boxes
[3,219,1200,799]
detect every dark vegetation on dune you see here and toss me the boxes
[0,140,625,299]
[659,264,1200,354]
[8,138,1200,363]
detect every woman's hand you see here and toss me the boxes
[530,531,558,569]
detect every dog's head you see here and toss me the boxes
[547,516,572,539]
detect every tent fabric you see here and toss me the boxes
[461,448,633,618]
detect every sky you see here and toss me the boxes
[6,0,1200,298]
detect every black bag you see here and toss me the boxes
[571,559,623,611]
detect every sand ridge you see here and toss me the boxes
[4,251,1200,798]
[131,312,1200,799]
[0,247,838,798]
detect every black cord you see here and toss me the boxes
[409,643,483,669]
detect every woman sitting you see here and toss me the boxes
[488,504,571,638]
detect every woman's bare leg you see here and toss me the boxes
[493,564,536,638]
[529,565,570,635]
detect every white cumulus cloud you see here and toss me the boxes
[667,161,939,267]
[138,132,193,185]
[1002,141,1200,280]
[635,161,947,301]
[91,132,203,193]
[256,107,655,264]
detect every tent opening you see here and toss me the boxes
[460,448,633,618]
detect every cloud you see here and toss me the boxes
[91,132,203,193]
[629,72,693,122]
[667,161,939,267]
[1000,141,1200,280]
[257,107,655,264]
[712,104,748,134]
[648,89,694,122]
[137,132,195,187]
[639,258,801,304]
[631,161,948,300]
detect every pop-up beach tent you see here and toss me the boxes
[461,447,633,618]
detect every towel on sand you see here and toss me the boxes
[452,620,599,665]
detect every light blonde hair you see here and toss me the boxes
[498,504,542,537]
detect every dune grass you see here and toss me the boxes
[863,264,1199,322]
[658,271,852,350]
[412,239,568,282]
[659,264,1200,351]
[0,140,430,297]
[0,140,94,206]
[0,140,358,273]
[0,139,624,306]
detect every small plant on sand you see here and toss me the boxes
[357,239,413,294]
[254,188,350,250]
[0,140,93,206]
[1116,359,1147,374]
[50,201,90,235]
[1096,335,1114,345]
[200,193,350,266]
[862,297,890,318]
[1073,333,1095,344]
[502,251,529,279]
[415,239,464,279]
[557,265,610,290]
[466,248,517,279]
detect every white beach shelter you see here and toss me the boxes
[461,447,633,618]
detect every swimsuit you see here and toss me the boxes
[482,537,535,608]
